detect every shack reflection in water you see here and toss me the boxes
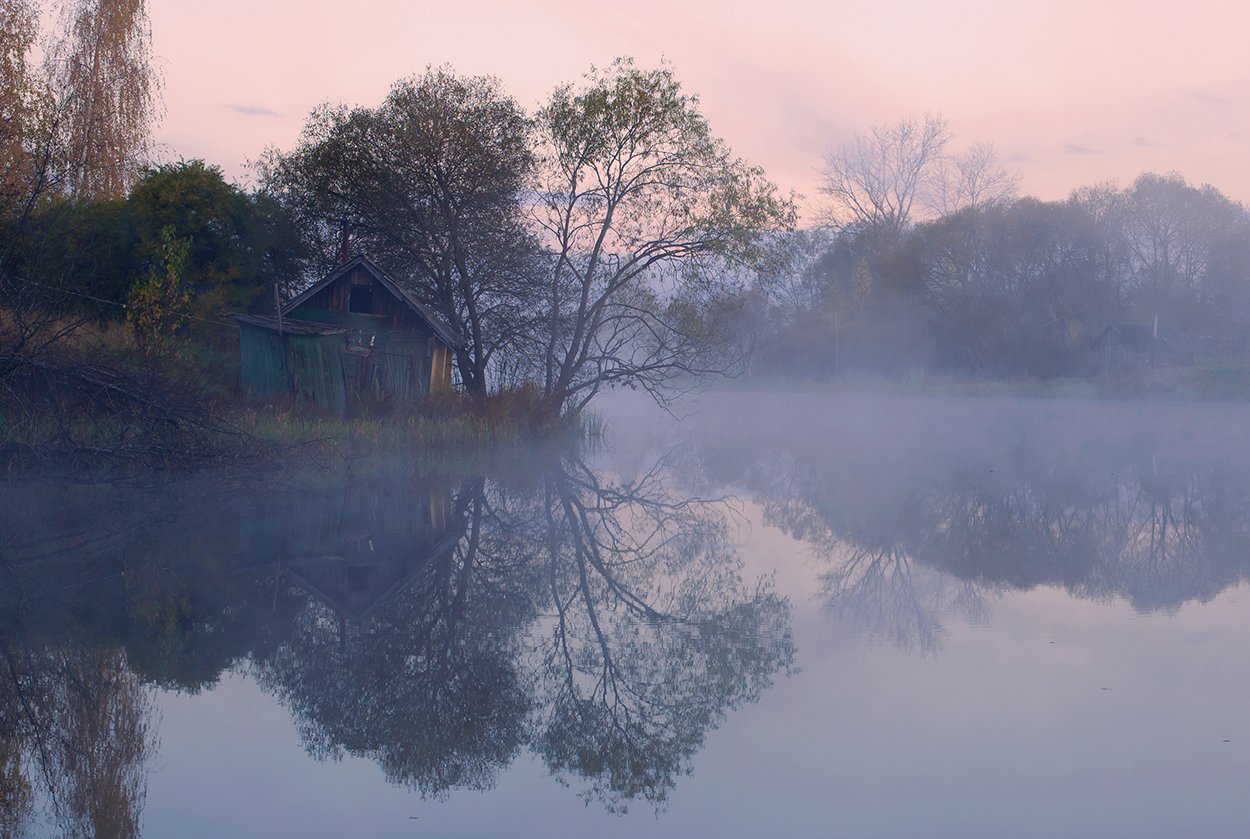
[0,451,795,833]
[8,394,1250,836]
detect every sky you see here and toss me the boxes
[144,0,1250,218]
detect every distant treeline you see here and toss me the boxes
[7,31,1250,407]
[18,165,1249,384]
[733,171,1250,380]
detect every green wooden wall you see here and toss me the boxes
[238,322,349,414]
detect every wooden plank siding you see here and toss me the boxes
[237,319,349,414]
[236,256,463,412]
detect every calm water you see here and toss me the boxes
[4,391,1250,837]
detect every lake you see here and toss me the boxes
[4,391,1250,837]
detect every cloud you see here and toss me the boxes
[226,104,281,117]
[1133,137,1156,148]
[1191,91,1226,105]
[1065,144,1103,156]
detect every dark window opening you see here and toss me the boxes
[348,285,373,314]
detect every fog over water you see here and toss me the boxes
[4,390,1250,837]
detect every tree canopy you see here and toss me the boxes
[532,59,795,411]
[260,68,537,395]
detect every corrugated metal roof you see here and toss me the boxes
[231,313,349,335]
[283,255,467,348]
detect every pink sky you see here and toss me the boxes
[147,0,1250,218]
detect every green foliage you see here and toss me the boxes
[126,225,191,359]
[4,159,305,333]
[259,67,537,395]
[536,58,795,411]
[128,159,305,322]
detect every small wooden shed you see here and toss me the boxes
[235,256,464,411]
[1091,320,1195,375]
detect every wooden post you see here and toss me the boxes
[273,283,284,335]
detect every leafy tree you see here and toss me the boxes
[46,0,161,199]
[128,159,301,321]
[1109,172,1249,330]
[0,0,41,219]
[0,0,162,394]
[127,225,190,359]
[534,59,794,412]
[261,68,537,396]
[917,198,1113,375]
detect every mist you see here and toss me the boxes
[6,1,1250,835]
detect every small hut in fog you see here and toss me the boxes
[1091,319,1195,375]
[234,255,463,412]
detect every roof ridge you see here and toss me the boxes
[282,255,466,348]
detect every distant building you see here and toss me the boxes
[1091,319,1195,375]
[234,255,464,413]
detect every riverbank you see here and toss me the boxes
[0,325,578,474]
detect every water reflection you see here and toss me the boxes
[691,399,1250,653]
[0,450,794,825]
[0,645,157,838]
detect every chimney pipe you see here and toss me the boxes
[1153,314,1159,340]
[339,217,352,263]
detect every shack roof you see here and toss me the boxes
[231,313,348,336]
[283,255,466,348]
[1092,322,1194,353]
[282,528,463,624]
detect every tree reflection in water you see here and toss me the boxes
[0,642,157,838]
[700,417,1250,654]
[530,458,792,810]
[0,447,794,822]
[251,456,795,811]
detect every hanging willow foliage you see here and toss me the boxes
[0,0,41,211]
[47,0,162,199]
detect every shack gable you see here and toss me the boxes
[234,255,462,411]
[284,256,464,348]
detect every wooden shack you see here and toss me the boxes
[234,255,464,411]
[1091,320,1195,375]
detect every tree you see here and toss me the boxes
[0,0,162,393]
[1113,173,1249,329]
[916,198,1113,375]
[46,0,161,199]
[819,114,951,236]
[929,141,1019,216]
[128,159,305,321]
[533,59,794,413]
[261,69,537,396]
[127,225,191,359]
[245,452,793,810]
[0,0,41,216]
[531,456,794,808]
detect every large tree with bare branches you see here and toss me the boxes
[534,59,794,413]
[820,114,951,236]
